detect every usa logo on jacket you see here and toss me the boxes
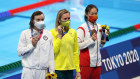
[43,35,48,41]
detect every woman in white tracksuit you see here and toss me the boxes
[17,11,55,79]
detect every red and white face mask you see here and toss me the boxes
[88,15,98,23]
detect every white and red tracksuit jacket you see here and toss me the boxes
[77,21,103,67]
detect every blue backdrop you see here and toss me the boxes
[101,37,140,79]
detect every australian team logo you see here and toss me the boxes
[69,33,73,37]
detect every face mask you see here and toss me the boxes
[61,20,70,28]
[88,15,98,23]
[34,21,45,30]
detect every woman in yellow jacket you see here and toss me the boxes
[50,9,80,79]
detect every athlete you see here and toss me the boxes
[77,4,109,79]
[17,11,55,79]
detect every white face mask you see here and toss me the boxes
[34,21,45,30]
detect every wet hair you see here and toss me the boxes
[55,9,70,28]
[29,11,44,29]
[85,4,98,21]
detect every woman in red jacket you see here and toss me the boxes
[77,4,107,79]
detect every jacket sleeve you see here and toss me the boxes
[17,31,34,57]
[77,28,95,50]
[73,31,80,72]
[50,29,62,54]
[48,34,55,73]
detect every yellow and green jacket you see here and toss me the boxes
[50,28,80,72]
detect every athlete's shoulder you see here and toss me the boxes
[80,22,87,28]
[43,29,53,37]
[70,28,76,31]
[22,29,30,34]
[50,28,57,33]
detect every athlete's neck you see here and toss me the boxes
[64,27,69,32]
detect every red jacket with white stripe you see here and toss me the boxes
[77,21,103,67]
